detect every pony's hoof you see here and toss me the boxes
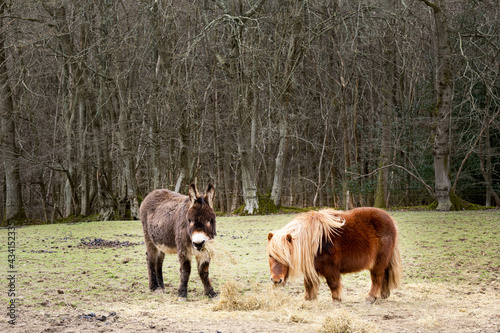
[366,296,377,304]
[178,296,187,302]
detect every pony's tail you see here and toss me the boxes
[387,234,402,290]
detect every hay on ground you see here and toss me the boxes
[212,281,293,312]
[318,310,380,333]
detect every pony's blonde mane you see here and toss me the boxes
[267,209,345,290]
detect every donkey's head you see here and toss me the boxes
[187,183,216,251]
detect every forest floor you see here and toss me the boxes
[1,210,499,332]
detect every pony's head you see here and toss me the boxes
[266,210,345,289]
[187,183,216,251]
[267,232,292,285]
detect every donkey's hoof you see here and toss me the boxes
[178,296,187,302]
[206,290,218,298]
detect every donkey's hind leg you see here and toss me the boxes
[146,244,162,292]
[155,251,166,290]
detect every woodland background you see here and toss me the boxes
[1,0,499,223]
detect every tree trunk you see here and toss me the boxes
[374,10,397,209]
[270,1,304,207]
[479,120,500,207]
[271,113,288,206]
[340,80,354,209]
[116,79,140,219]
[0,0,25,222]
[78,97,90,216]
[236,92,258,214]
[175,118,191,193]
[420,0,457,210]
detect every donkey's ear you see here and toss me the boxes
[205,183,215,208]
[267,232,274,241]
[188,183,198,205]
[286,234,292,243]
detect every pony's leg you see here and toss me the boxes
[304,279,319,301]
[369,236,394,303]
[178,254,191,301]
[197,259,217,298]
[325,272,342,302]
[368,269,384,303]
[146,243,161,292]
[156,251,165,290]
[380,268,391,299]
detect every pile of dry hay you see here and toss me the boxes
[318,310,380,333]
[212,280,292,312]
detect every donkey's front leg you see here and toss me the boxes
[178,255,191,301]
[197,256,217,298]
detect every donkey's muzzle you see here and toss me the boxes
[193,240,206,251]
[192,232,209,251]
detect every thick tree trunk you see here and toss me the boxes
[0,14,25,222]
[433,4,453,211]
[420,0,456,210]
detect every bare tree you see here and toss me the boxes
[270,0,305,207]
[419,0,462,210]
[0,0,25,223]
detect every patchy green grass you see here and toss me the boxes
[392,210,499,286]
[1,210,499,332]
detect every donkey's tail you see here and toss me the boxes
[387,233,402,290]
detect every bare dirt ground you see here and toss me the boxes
[2,279,499,332]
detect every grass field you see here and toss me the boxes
[1,210,499,332]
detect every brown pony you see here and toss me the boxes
[140,183,217,301]
[267,208,402,303]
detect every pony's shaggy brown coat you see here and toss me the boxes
[268,208,402,302]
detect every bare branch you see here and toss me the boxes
[452,107,500,192]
